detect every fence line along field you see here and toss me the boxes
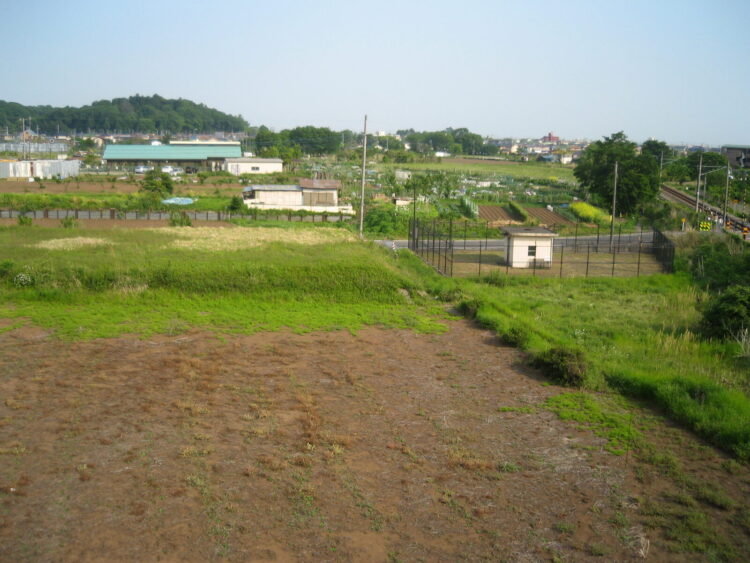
[2,224,750,561]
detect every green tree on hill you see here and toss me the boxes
[574,131,659,215]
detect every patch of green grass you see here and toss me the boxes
[544,392,641,455]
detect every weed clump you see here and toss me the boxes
[533,346,586,387]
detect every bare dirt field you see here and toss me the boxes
[1,319,748,561]
[478,205,516,224]
[525,207,574,226]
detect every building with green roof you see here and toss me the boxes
[103,143,242,170]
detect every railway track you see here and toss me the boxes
[660,184,749,234]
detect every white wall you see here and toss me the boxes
[225,161,283,175]
[507,237,554,268]
[250,190,303,206]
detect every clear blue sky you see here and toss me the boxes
[2,0,747,146]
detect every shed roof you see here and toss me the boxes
[226,157,283,163]
[502,226,558,237]
[299,178,342,190]
[103,144,241,161]
[242,184,300,192]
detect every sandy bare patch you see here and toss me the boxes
[161,226,356,251]
[33,237,114,250]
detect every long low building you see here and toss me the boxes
[103,143,242,170]
[0,159,81,179]
[242,179,353,214]
[223,157,283,175]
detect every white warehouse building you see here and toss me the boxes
[0,159,81,180]
[223,157,283,175]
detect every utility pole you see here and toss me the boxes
[723,165,731,224]
[695,152,703,212]
[358,114,367,237]
[610,161,618,250]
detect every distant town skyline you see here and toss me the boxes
[2,0,747,147]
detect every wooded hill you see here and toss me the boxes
[0,95,248,134]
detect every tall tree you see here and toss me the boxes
[641,139,672,163]
[574,132,659,215]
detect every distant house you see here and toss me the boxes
[502,227,558,268]
[223,157,283,175]
[242,179,353,214]
[722,145,750,169]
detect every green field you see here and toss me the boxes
[0,226,446,339]
[378,158,576,182]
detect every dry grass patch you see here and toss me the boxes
[33,237,114,250]
[161,227,356,251]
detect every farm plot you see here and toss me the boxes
[525,206,574,226]
[478,205,515,224]
[2,320,749,561]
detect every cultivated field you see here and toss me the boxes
[1,226,750,561]
[379,159,576,182]
[525,206,575,226]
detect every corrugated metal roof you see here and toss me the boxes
[103,144,242,161]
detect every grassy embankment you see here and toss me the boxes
[415,266,750,460]
[0,225,446,340]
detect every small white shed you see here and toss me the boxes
[503,227,558,268]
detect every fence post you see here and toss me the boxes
[478,240,482,277]
[559,245,565,278]
[586,244,590,277]
[449,217,454,277]
[618,224,623,250]
[636,242,642,277]
[611,247,617,277]
[574,221,579,252]
[464,220,467,250]
[596,223,600,251]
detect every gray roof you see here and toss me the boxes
[502,227,558,237]
[226,158,283,163]
[242,184,300,192]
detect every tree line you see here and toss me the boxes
[0,95,248,134]
[574,132,746,219]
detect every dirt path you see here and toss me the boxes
[0,320,747,561]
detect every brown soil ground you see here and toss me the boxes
[1,320,749,561]
[478,205,516,225]
[525,207,575,226]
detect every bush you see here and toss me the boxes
[17,215,32,226]
[228,196,245,213]
[532,346,586,387]
[701,285,750,340]
[60,217,78,229]
[169,211,192,227]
